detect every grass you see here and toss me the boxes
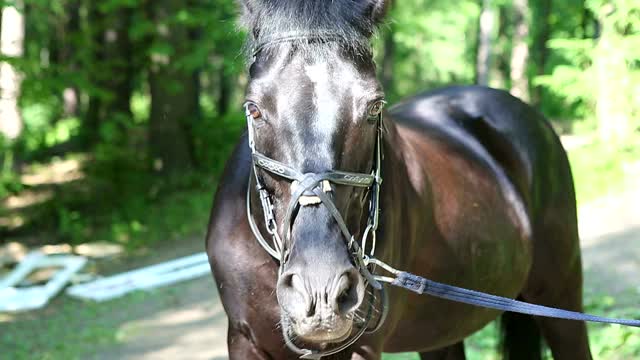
[0,279,212,360]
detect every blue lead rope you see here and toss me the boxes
[392,271,640,327]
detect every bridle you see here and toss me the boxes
[244,31,387,360]
[245,104,384,282]
[245,106,386,358]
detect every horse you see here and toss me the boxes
[205,1,592,359]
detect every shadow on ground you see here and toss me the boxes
[582,225,640,306]
[96,277,228,360]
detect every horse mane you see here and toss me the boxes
[238,0,387,58]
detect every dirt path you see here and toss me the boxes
[96,189,640,360]
[578,189,640,305]
[95,276,228,360]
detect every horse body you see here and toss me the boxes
[207,1,590,358]
[207,85,589,358]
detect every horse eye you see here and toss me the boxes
[248,103,262,120]
[368,101,385,118]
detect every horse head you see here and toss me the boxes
[239,0,389,347]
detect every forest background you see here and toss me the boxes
[0,0,639,358]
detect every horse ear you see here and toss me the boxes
[367,0,389,24]
[236,0,261,38]
[237,0,256,19]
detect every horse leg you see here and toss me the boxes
[419,342,465,360]
[500,310,542,360]
[227,325,279,360]
[523,260,592,359]
[522,215,592,359]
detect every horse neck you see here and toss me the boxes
[377,119,430,253]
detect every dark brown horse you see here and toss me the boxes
[206,1,591,359]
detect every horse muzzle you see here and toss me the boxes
[277,266,365,344]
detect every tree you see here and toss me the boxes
[60,0,81,117]
[489,3,511,89]
[380,6,396,93]
[147,0,199,174]
[530,0,551,105]
[84,2,136,147]
[476,0,494,86]
[509,0,530,102]
[593,1,637,141]
[0,0,25,141]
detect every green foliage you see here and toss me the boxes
[0,141,23,199]
[568,134,640,204]
[193,109,245,174]
[378,0,480,101]
[534,38,595,118]
[534,0,640,133]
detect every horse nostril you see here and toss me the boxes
[281,273,303,291]
[332,270,361,315]
[337,288,350,306]
[278,272,315,317]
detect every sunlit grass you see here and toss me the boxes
[0,281,202,360]
[568,133,640,205]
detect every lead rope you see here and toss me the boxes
[366,258,640,328]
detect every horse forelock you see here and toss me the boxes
[237,0,387,60]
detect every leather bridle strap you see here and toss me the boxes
[244,101,383,285]
[279,173,380,287]
[252,152,375,187]
[252,31,348,58]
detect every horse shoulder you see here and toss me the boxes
[205,134,287,357]
[389,103,533,253]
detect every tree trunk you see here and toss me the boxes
[148,0,198,174]
[62,0,80,117]
[84,3,135,146]
[217,65,232,116]
[104,9,135,120]
[84,2,105,145]
[530,0,551,105]
[476,0,494,86]
[0,1,25,141]
[381,22,395,93]
[491,5,510,89]
[509,0,530,102]
[595,3,630,141]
